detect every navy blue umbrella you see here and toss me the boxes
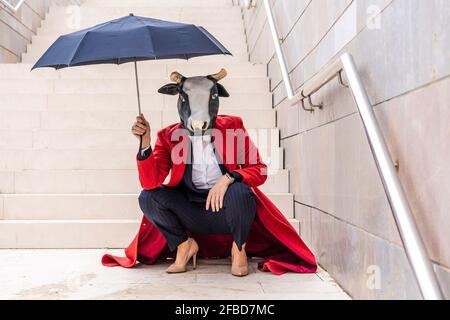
[32,14,232,114]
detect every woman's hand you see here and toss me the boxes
[132,114,151,149]
[206,174,234,212]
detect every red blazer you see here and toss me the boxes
[102,115,317,274]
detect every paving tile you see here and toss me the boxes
[0,249,350,300]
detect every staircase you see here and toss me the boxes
[0,0,298,248]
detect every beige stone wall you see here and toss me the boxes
[0,0,81,63]
[243,0,449,299]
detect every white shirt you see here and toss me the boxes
[189,135,223,189]
[140,134,223,190]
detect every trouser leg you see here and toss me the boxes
[139,183,257,253]
[139,186,227,251]
[220,182,257,251]
[138,187,190,251]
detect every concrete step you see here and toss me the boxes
[0,110,162,131]
[0,216,300,249]
[288,219,300,234]
[44,7,243,24]
[0,147,284,171]
[42,15,243,29]
[49,5,237,14]
[0,126,280,149]
[0,63,266,79]
[0,169,289,194]
[0,78,269,94]
[79,0,233,8]
[0,219,139,248]
[0,109,275,131]
[0,96,272,112]
[0,193,293,220]
[50,92,271,110]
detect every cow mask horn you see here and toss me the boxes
[209,68,227,81]
[158,69,230,134]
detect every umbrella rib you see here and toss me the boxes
[134,15,156,59]
[68,18,122,66]
[67,31,90,66]
[197,26,231,55]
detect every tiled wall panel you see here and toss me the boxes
[244,0,450,299]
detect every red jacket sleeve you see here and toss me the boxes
[232,117,268,188]
[136,129,172,190]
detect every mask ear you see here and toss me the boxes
[216,83,230,98]
[158,83,180,95]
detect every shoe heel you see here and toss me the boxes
[192,254,197,270]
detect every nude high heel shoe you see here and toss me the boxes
[231,242,249,277]
[166,238,199,274]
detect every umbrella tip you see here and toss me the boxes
[129,13,134,16]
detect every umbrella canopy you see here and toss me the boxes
[32,14,232,118]
[32,14,232,69]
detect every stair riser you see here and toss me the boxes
[0,219,301,249]
[1,195,141,220]
[49,5,236,14]
[42,13,243,27]
[47,5,240,14]
[0,193,293,220]
[0,170,289,194]
[0,220,139,249]
[0,63,266,79]
[81,0,233,7]
[0,78,268,94]
[0,127,280,148]
[0,147,283,171]
[0,109,275,130]
[0,93,272,111]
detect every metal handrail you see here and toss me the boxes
[242,1,444,300]
[240,0,294,99]
[0,0,25,12]
[262,0,294,99]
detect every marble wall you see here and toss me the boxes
[0,0,81,63]
[242,0,449,299]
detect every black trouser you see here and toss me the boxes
[138,182,257,252]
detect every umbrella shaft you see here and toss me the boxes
[134,61,142,115]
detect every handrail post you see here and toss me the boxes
[340,53,444,300]
[262,0,294,100]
